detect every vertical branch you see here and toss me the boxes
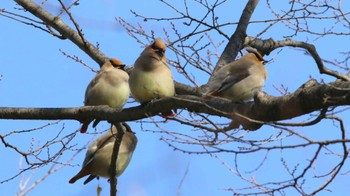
[214,0,260,72]
[109,122,125,196]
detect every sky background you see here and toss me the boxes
[1,0,350,196]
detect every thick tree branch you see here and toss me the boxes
[14,0,107,65]
[1,80,350,131]
[214,0,259,72]
[0,95,232,122]
[244,36,350,81]
[235,79,350,129]
[174,81,201,96]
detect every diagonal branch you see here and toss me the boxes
[57,0,89,50]
[214,0,260,72]
[13,0,198,97]
[14,0,107,65]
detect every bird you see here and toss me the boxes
[203,48,267,102]
[79,58,130,133]
[129,38,175,117]
[69,123,138,184]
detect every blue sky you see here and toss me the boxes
[1,1,350,196]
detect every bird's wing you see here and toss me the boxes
[82,132,115,167]
[84,71,105,105]
[206,62,252,95]
[214,71,250,94]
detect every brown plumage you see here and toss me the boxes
[69,123,137,184]
[79,58,130,133]
[129,38,175,117]
[204,49,267,102]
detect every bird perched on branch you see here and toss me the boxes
[79,58,130,133]
[69,123,138,184]
[129,38,175,117]
[203,48,267,102]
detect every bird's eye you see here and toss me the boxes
[151,42,156,49]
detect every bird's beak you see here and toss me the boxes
[120,64,126,69]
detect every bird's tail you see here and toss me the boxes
[69,176,79,184]
[69,167,91,184]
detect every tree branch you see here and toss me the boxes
[14,0,107,65]
[214,0,260,72]
[109,123,124,196]
[244,36,350,81]
[13,0,198,98]
[0,95,233,122]
[1,80,350,130]
[235,79,350,129]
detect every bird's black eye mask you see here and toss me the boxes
[246,49,267,64]
[151,42,165,52]
[155,48,165,57]
[110,60,126,70]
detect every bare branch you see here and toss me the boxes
[214,0,260,72]
[109,123,124,196]
[17,147,82,196]
[57,0,89,51]
[0,123,79,184]
[59,49,98,73]
[2,0,350,195]
[14,0,107,65]
[0,80,350,131]
[244,36,350,81]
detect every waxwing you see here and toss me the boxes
[129,38,175,117]
[69,123,137,184]
[203,48,267,102]
[80,58,130,133]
